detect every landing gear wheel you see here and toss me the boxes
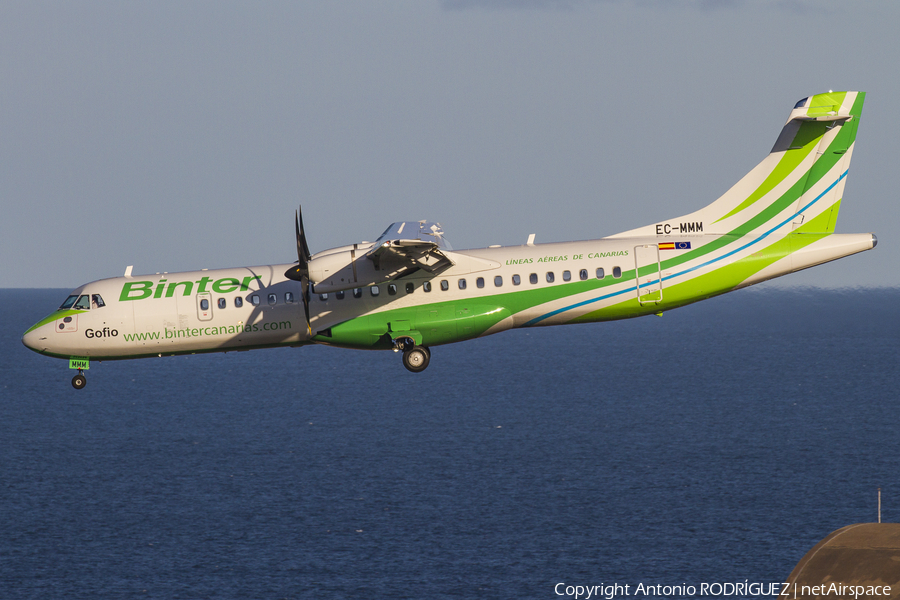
[402,346,431,373]
[71,373,87,390]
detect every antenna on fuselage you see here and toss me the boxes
[124,265,133,278]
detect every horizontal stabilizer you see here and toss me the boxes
[786,92,856,122]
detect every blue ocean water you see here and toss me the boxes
[1,287,898,599]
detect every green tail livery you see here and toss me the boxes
[23,92,875,388]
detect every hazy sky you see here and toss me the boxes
[2,1,897,288]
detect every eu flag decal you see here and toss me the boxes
[659,242,691,250]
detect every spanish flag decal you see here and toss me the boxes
[659,242,691,250]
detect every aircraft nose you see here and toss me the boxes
[22,324,49,354]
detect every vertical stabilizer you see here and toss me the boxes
[609,91,865,239]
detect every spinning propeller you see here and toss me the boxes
[284,206,312,328]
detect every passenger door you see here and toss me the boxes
[197,292,213,321]
[634,244,663,305]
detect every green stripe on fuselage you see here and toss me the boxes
[571,201,841,323]
[317,198,843,347]
[316,269,642,349]
[24,309,86,334]
[317,195,848,349]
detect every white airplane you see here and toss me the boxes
[23,92,875,389]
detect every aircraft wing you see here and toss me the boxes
[365,221,454,274]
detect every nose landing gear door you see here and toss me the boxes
[197,292,213,321]
[634,244,663,305]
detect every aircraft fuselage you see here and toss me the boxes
[23,231,873,362]
[22,91,876,385]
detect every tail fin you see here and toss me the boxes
[609,91,864,238]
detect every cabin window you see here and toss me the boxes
[388,284,397,296]
[406,282,414,294]
[335,290,345,300]
[476,277,485,289]
[512,274,521,286]
[268,293,277,305]
[285,292,294,303]
[613,266,622,278]
[529,273,538,285]
[91,294,106,308]
[579,269,588,281]
[546,272,555,284]
[459,279,467,290]
[353,288,362,298]
[494,275,503,287]
[596,267,605,279]
[562,270,571,282]
[200,298,210,310]
[318,293,328,301]
[60,295,79,310]
[252,295,260,306]
[217,298,226,309]
[423,281,432,292]
[235,297,243,308]
[370,286,380,297]
[440,280,449,291]
[73,295,91,310]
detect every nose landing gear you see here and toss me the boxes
[71,370,86,389]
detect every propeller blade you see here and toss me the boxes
[301,277,311,332]
[287,206,312,335]
[285,206,312,281]
[296,206,311,266]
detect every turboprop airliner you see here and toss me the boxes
[23,92,876,389]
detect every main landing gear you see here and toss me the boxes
[393,337,431,373]
[402,346,430,373]
[71,370,87,389]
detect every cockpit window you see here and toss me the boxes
[91,294,106,308]
[73,295,91,310]
[60,295,79,310]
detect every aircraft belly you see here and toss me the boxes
[416,305,458,345]
[318,302,512,349]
